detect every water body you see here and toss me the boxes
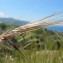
[46,25,63,32]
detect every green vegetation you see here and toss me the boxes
[0,23,63,63]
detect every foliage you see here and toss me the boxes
[0,23,63,63]
[0,23,7,30]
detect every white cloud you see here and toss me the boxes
[0,12,5,17]
[0,12,8,18]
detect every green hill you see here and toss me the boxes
[16,28,63,50]
[0,23,63,50]
[0,23,63,63]
[0,18,29,26]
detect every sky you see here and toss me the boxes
[0,0,63,21]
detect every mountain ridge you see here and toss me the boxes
[0,18,63,32]
[0,18,29,26]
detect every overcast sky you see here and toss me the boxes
[0,0,63,21]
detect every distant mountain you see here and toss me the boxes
[0,18,29,26]
[0,18,63,32]
[46,25,63,32]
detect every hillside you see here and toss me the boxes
[0,23,63,63]
[0,18,29,26]
[0,23,63,50]
[0,18,63,32]
[16,28,63,50]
